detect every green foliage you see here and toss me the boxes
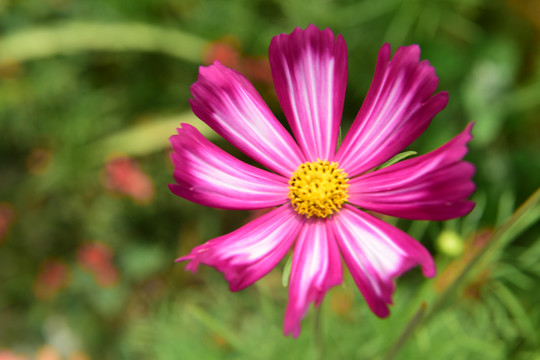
[0,0,539,359]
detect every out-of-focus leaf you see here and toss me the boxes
[0,22,208,64]
[462,39,519,146]
[120,244,169,282]
[494,263,535,290]
[89,112,216,161]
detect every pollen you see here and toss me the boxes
[288,160,350,218]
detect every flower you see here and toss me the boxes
[169,25,475,337]
[33,259,70,300]
[101,155,155,204]
[77,242,119,287]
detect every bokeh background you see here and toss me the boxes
[1,0,539,359]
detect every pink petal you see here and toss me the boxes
[177,204,302,291]
[169,123,289,210]
[330,205,435,317]
[348,123,475,220]
[269,25,348,161]
[190,62,305,177]
[284,219,342,337]
[336,44,448,176]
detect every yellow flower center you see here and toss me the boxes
[288,160,349,218]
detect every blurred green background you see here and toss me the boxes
[1,0,539,359]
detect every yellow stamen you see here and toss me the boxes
[288,160,349,218]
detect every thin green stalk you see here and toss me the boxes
[186,304,247,354]
[314,304,325,360]
[383,187,540,359]
[382,303,427,360]
[426,187,540,321]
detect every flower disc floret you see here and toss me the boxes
[288,160,350,218]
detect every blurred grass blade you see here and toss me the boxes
[0,22,207,64]
[493,280,537,340]
[88,112,216,161]
[186,304,247,353]
[383,302,427,360]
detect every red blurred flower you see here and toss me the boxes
[203,37,273,89]
[101,155,155,204]
[0,203,14,245]
[26,147,53,175]
[77,242,119,287]
[203,37,241,69]
[0,350,28,360]
[33,260,70,300]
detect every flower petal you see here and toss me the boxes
[177,204,302,291]
[330,205,435,317]
[269,25,348,161]
[336,44,448,176]
[190,62,305,176]
[169,123,289,210]
[348,123,475,220]
[284,219,342,337]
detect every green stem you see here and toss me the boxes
[382,303,427,360]
[383,187,540,359]
[187,304,246,353]
[314,304,325,360]
[427,187,540,322]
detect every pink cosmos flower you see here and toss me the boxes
[170,25,475,337]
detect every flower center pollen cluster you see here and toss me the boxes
[288,160,350,218]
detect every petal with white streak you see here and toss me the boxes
[336,44,448,176]
[169,124,289,210]
[284,219,342,337]
[270,25,348,161]
[190,62,305,176]
[331,205,435,317]
[348,123,475,220]
[177,204,302,291]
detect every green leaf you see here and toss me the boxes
[282,254,293,287]
[378,151,417,169]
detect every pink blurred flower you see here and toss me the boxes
[33,260,70,300]
[77,243,119,287]
[170,25,475,337]
[102,155,155,204]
